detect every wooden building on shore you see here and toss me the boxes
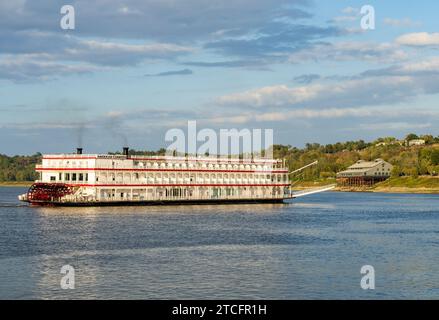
[337,159,393,187]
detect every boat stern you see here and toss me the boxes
[20,182,76,205]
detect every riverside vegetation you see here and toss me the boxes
[1,134,439,193]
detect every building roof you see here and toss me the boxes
[347,159,386,169]
[337,159,393,177]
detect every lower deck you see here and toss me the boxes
[22,183,290,206]
[28,197,287,207]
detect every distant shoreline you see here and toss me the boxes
[292,186,439,195]
[337,187,439,195]
[1,179,438,195]
[0,182,32,187]
[293,176,439,195]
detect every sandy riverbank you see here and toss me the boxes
[0,182,32,187]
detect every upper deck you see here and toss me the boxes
[38,153,286,173]
[41,153,282,164]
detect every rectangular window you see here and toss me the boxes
[72,173,77,181]
[79,173,84,181]
[65,173,70,181]
[59,173,62,181]
[85,173,89,181]
[50,176,56,181]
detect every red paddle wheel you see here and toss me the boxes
[27,183,75,204]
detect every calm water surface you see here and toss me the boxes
[0,187,438,299]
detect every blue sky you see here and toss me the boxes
[1,0,438,155]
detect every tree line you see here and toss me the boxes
[1,134,438,182]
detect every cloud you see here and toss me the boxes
[0,0,313,42]
[359,57,439,79]
[329,7,361,24]
[66,39,194,66]
[182,60,264,68]
[216,75,422,110]
[288,41,409,64]
[0,0,325,79]
[0,34,194,80]
[356,122,432,131]
[0,54,100,81]
[209,54,439,133]
[204,107,439,125]
[0,122,94,130]
[0,30,194,64]
[396,32,439,46]
[383,18,421,28]
[145,69,193,77]
[205,24,342,60]
[342,7,358,15]
[293,74,321,84]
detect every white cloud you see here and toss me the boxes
[79,40,193,55]
[0,37,195,80]
[217,84,319,107]
[65,39,195,66]
[396,32,439,46]
[0,54,101,81]
[204,107,439,125]
[0,0,313,42]
[216,76,417,109]
[361,57,439,77]
[396,57,439,73]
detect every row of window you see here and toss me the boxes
[50,173,89,182]
[339,172,390,177]
[45,160,281,171]
[96,173,287,183]
[101,186,285,200]
[49,172,288,183]
[132,161,276,171]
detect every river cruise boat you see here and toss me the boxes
[18,148,301,206]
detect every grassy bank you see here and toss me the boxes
[372,176,439,194]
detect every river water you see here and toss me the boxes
[0,187,438,299]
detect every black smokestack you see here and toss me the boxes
[123,147,129,158]
[76,148,83,155]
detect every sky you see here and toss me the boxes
[1,0,439,155]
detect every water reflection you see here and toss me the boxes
[34,202,290,217]
[1,188,439,299]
